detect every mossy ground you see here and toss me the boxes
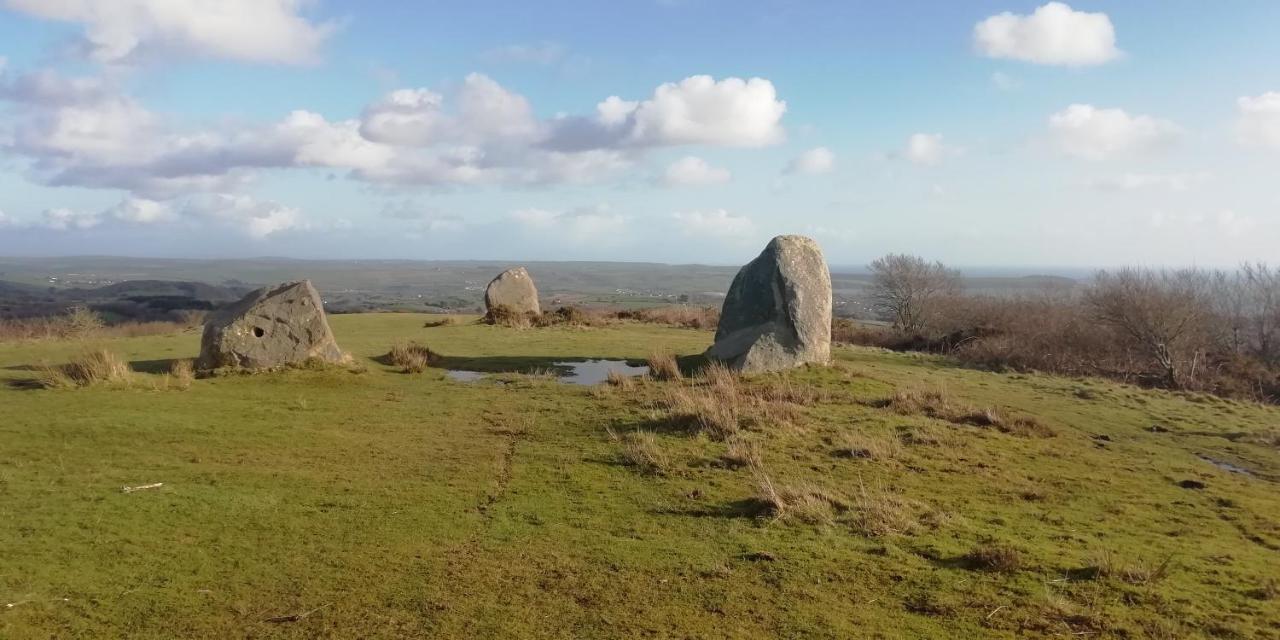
[1,313,1277,639]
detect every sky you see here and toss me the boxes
[0,1,1278,268]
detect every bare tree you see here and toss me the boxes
[1086,268,1211,388]
[1242,262,1280,363]
[868,254,961,334]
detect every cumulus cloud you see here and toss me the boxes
[0,69,781,201]
[1236,92,1280,149]
[670,209,755,241]
[662,156,731,186]
[510,204,627,241]
[974,2,1121,66]
[784,147,834,174]
[546,75,786,150]
[182,194,304,238]
[1048,104,1180,160]
[903,134,955,166]
[106,196,174,223]
[40,207,101,230]
[3,0,335,65]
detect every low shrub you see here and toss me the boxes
[385,341,439,373]
[39,349,133,388]
[646,351,683,381]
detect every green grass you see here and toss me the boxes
[1,314,1277,638]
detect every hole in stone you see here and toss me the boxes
[253,326,265,338]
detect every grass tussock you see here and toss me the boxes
[965,542,1023,572]
[608,428,671,475]
[164,358,195,389]
[849,479,932,537]
[1088,550,1175,585]
[839,431,901,461]
[876,386,1054,437]
[653,364,822,439]
[614,305,719,330]
[722,434,762,468]
[646,350,683,381]
[385,341,439,373]
[751,463,847,525]
[605,368,635,389]
[483,304,536,329]
[38,349,134,388]
[423,316,457,328]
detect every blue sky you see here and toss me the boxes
[0,1,1278,267]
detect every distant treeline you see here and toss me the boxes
[839,255,1280,404]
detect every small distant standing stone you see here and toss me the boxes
[197,280,347,370]
[705,235,832,373]
[485,267,541,316]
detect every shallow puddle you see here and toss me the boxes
[554,360,649,385]
[1198,454,1255,477]
[445,370,487,382]
[443,359,648,385]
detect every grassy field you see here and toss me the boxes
[1,313,1278,639]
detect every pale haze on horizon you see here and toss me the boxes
[0,1,1277,269]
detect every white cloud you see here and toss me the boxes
[575,75,786,148]
[106,196,174,223]
[511,204,627,242]
[662,155,731,186]
[0,209,14,227]
[40,207,101,230]
[670,209,755,241]
[1236,92,1280,149]
[0,69,776,197]
[1048,104,1180,160]
[974,2,1121,67]
[182,194,303,238]
[785,147,835,174]
[903,133,954,166]
[3,0,335,65]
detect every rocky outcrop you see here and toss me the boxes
[196,280,346,371]
[484,267,541,317]
[705,235,832,373]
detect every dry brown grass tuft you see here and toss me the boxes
[605,368,635,389]
[849,479,930,537]
[965,542,1023,572]
[722,434,762,468]
[613,305,719,330]
[750,463,847,525]
[484,304,535,328]
[646,351,683,381]
[608,428,671,475]
[423,316,457,328]
[0,306,188,343]
[660,387,741,439]
[167,358,195,389]
[877,386,1053,437]
[1088,550,1175,584]
[38,349,133,388]
[385,341,439,373]
[839,431,901,461]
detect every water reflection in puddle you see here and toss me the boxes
[444,359,648,386]
[445,370,487,382]
[555,360,649,385]
[1197,454,1256,477]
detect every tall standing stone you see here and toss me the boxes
[705,235,832,373]
[484,267,541,316]
[197,280,347,370]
